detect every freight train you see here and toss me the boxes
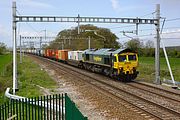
[26,48,139,81]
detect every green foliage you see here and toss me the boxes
[176,51,180,58]
[48,24,120,50]
[0,42,7,55]
[138,48,155,57]
[145,40,154,48]
[124,39,143,51]
[136,47,180,58]
[167,49,178,57]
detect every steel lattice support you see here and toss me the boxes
[15,15,158,24]
[12,1,161,94]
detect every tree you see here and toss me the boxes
[50,24,120,50]
[145,40,154,48]
[124,39,142,51]
[0,42,7,55]
[41,44,48,49]
[141,40,155,57]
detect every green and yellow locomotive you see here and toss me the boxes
[82,48,139,81]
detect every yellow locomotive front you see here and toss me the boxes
[113,50,139,81]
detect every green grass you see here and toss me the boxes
[0,54,57,104]
[17,56,57,97]
[0,54,12,104]
[137,57,180,82]
[0,54,12,72]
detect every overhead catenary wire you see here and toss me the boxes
[119,31,180,39]
[116,16,180,40]
[166,18,180,22]
[139,11,156,18]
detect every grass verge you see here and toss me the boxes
[17,55,57,97]
[0,54,57,104]
[137,57,180,82]
[0,54,13,104]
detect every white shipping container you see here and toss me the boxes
[77,51,83,61]
[73,51,78,60]
[68,51,72,60]
[28,49,31,53]
[40,50,44,56]
[70,51,74,60]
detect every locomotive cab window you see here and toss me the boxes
[128,55,136,61]
[119,55,126,62]
[86,54,89,61]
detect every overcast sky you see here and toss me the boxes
[0,0,180,47]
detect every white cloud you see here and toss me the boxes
[110,0,120,11]
[110,0,142,13]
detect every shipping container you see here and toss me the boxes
[68,51,72,60]
[58,50,68,61]
[46,49,53,58]
[40,50,44,56]
[68,51,83,61]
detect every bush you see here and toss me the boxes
[176,51,180,58]
[0,42,7,55]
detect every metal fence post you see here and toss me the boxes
[59,94,61,120]
[56,94,58,120]
[47,95,49,119]
[44,96,46,119]
[38,96,40,120]
[25,98,28,119]
[62,94,64,120]
[41,96,43,120]
[34,97,36,120]
[22,98,24,120]
[50,95,52,120]
[53,95,55,120]
[2,105,4,120]
[28,98,31,120]
[19,99,21,120]
[16,99,18,120]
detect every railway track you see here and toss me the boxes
[127,81,180,103]
[31,55,180,120]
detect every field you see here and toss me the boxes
[137,57,180,82]
[0,54,57,104]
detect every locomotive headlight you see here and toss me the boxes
[120,67,123,71]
